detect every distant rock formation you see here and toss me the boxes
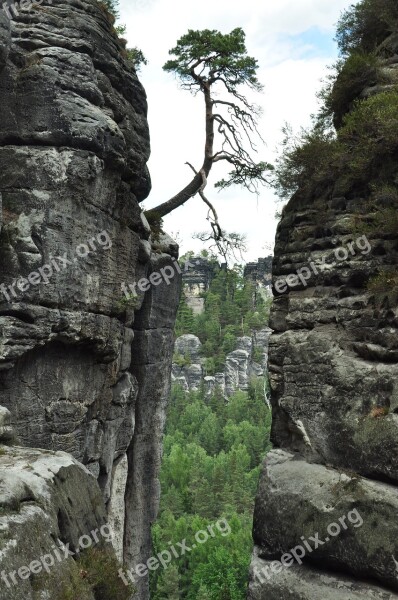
[244,256,273,292]
[172,329,271,397]
[182,256,273,316]
[182,257,218,314]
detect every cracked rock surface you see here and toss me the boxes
[0,446,107,600]
[0,2,180,599]
[249,29,398,600]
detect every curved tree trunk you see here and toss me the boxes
[146,85,214,220]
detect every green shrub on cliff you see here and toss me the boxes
[274,90,398,199]
[274,0,398,200]
[78,548,134,600]
[97,0,147,70]
[273,123,337,200]
[322,52,381,128]
[367,268,398,306]
[336,0,398,55]
[340,91,398,175]
[99,0,120,18]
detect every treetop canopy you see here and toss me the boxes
[163,28,262,92]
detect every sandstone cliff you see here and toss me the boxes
[0,2,180,599]
[248,17,398,600]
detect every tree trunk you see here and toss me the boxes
[146,85,214,220]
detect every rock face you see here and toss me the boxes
[249,28,398,600]
[248,548,398,600]
[0,446,109,600]
[172,329,271,397]
[0,2,180,599]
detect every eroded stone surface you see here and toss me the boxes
[253,450,398,591]
[0,446,107,600]
[248,549,398,600]
[249,28,398,600]
[0,3,180,599]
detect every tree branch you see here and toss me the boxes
[185,162,223,240]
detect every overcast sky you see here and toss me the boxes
[119,0,356,262]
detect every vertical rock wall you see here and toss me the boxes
[248,32,398,600]
[0,2,180,598]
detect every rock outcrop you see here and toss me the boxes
[249,25,398,600]
[244,256,273,293]
[172,329,271,397]
[182,257,218,315]
[0,446,110,600]
[0,2,180,599]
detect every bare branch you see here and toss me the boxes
[185,162,223,241]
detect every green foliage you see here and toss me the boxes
[125,47,148,70]
[273,123,337,200]
[367,268,398,306]
[373,184,398,206]
[156,27,270,204]
[336,0,398,56]
[114,23,127,36]
[34,548,132,600]
[175,266,271,372]
[173,351,192,368]
[163,28,262,93]
[51,569,93,600]
[118,293,140,311]
[155,565,181,599]
[215,161,274,192]
[175,295,196,338]
[252,347,263,364]
[96,1,147,70]
[156,262,272,598]
[190,546,247,600]
[78,548,134,600]
[322,52,380,128]
[274,91,398,200]
[99,0,119,19]
[145,211,164,242]
[152,383,272,599]
[350,185,398,235]
[339,91,398,175]
[274,0,398,201]
[340,91,398,144]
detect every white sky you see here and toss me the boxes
[119,0,357,262]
